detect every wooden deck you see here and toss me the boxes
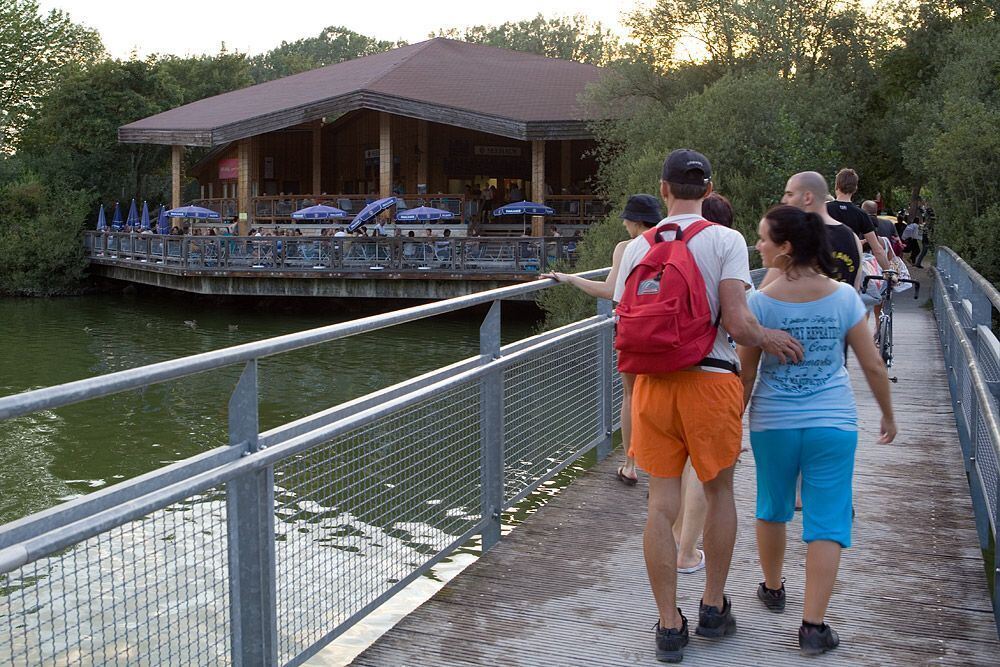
[352,284,1000,666]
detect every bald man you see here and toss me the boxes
[759,172,863,291]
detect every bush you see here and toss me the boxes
[0,173,90,296]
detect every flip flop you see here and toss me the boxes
[616,466,638,487]
[677,549,706,574]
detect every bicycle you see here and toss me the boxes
[862,269,921,381]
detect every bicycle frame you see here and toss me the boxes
[863,270,921,379]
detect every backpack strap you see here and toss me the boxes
[648,219,716,244]
[677,218,715,241]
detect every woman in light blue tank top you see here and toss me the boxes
[737,205,897,656]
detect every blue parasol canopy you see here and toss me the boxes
[291,204,347,220]
[140,201,151,230]
[111,202,122,230]
[394,206,455,222]
[157,205,169,234]
[492,200,555,217]
[96,204,107,232]
[165,205,221,220]
[347,196,397,233]
[126,198,139,228]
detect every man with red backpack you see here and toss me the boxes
[613,149,803,663]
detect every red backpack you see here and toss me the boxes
[615,219,719,374]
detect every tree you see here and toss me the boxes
[0,172,90,295]
[248,26,401,83]
[0,0,104,151]
[435,14,622,65]
[17,59,182,210]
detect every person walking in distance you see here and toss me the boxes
[614,149,803,663]
[826,168,891,274]
[738,205,896,656]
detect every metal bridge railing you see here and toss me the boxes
[933,247,1000,632]
[0,271,620,666]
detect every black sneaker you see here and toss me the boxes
[756,580,786,612]
[799,622,840,656]
[653,611,689,663]
[695,595,737,638]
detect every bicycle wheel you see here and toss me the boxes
[879,314,892,367]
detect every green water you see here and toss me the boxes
[0,293,536,524]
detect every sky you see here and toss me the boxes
[39,1,645,60]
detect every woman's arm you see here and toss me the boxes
[736,344,762,410]
[846,320,897,443]
[542,240,629,301]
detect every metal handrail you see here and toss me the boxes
[0,268,608,421]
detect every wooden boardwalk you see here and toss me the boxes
[352,288,1000,666]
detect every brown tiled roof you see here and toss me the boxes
[119,38,607,146]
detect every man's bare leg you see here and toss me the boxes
[701,466,737,608]
[645,474,684,628]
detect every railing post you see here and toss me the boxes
[225,360,278,666]
[597,298,614,461]
[479,300,503,552]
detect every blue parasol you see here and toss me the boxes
[111,202,122,230]
[157,205,169,234]
[492,200,555,217]
[492,200,555,234]
[291,204,347,220]
[126,198,139,229]
[347,196,397,233]
[394,206,455,222]
[165,205,221,220]
[140,201,151,230]
[96,204,107,231]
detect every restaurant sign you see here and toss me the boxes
[474,145,522,157]
[219,158,239,180]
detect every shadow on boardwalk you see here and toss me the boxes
[352,270,999,666]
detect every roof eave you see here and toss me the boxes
[118,91,596,146]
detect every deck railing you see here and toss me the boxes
[84,231,579,275]
[0,272,621,666]
[934,247,1000,633]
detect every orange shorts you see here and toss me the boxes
[629,370,743,482]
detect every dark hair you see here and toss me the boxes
[665,181,709,200]
[835,168,858,195]
[701,193,733,228]
[762,205,837,278]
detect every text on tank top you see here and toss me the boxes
[826,222,860,286]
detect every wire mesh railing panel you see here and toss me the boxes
[273,381,482,663]
[976,406,1000,530]
[611,348,624,431]
[502,331,603,503]
[0,488,231,666]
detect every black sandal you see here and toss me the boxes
[616,465,638,486]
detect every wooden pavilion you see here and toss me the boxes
[118,38,609,236]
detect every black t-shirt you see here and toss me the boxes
[826,222,860,287]
[826,200,874,240]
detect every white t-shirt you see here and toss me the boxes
[613,213,752,369]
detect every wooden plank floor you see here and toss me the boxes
[352,283,1000,666]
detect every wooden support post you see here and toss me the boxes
[312,120,322,196]
[379,112,392,199]
[531,140,546,237]
[561,140,572,193]
[417,119,428,193]
[171,145,183,209]
[238,138,251,236]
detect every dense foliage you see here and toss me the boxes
[537,0,1000,325]
[0,173,89,295]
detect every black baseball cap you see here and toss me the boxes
[620,194,662,225]
[662,149,712,185]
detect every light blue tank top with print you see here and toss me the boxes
[747,283,866,432]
